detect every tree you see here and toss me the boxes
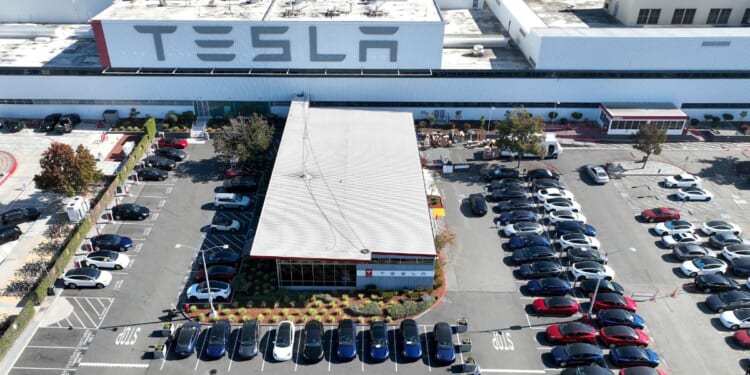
[547,111,558,122]
[34,143,102,196]
[571,112,583,121]
[632,123,667,169]
[212,114,274,170]
[494,108,546,167]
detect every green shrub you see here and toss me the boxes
[328,301,336,308]
[328,316,337,323]
[307,308,317,316]
[257,314,265,322]
[222,308,231,315]
[402,300,419,316]
[571,112,583,121]
[348,302,382,316]
[382,291,394,299]
[227,315,237,322]
[313,293,334,303]
[199,313,206,321]
[242,315,251,321]
[341,294,349,300]
[238,307,247,315]
[385,316,393,323]
[190,305,198,313]
[246,301,254,308]
[272,316,281,323]
[723,113,734,121]
[386,303,406,320]
[314,301,322,307]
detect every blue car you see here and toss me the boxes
[526,277,572,296]
[551,343,604,367]
[174,322,201,357]
[337,319,357,360]
[370,321,389,361]
[433,322,456,363]
[206,319,230,359]
[498,210,538,225]
[508,234,551,250]
[399,319,422,360]
[554,221,597,237]
[609,346,660,367]
[597,309,646,329]
[90,234,133,252]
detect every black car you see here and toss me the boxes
[481,165,519,181]
[196,250,241,267]
[0,207,40,225]
[489,187,528,202]
[223,176,258,193]
[468,193,487,216]
[729,257,750,277]
[672,243,712,261]
[555,221,597,237]
[578,279,624,295]
[111,204,150,220]
[143,156,176,171]
[0,225,22,245]
[6,120,24,133]
[302,320,324,361]
[709,232,747,249]
[518,260,563,279]
[512,246,558,264]
[597,309,645,329]
[532,178,565,191]
[136,167,168,181]
[155,147,188,161]
[525,277,572,296]
[694,274,740,293]
[495,198,536,212]
[55,114,81,133]
[40,113,61,132]
[706,290,750,312]
[526,168,559,181]
[561,365,613,375]
[567,248,608,264]
[489,178,525,191]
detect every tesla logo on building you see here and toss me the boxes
[133,25,399,63]
[365,269,373,278]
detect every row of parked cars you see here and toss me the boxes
[476,164,667,375]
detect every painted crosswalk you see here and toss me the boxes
[46,297,114,330]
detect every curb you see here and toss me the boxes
[0,151,18,187]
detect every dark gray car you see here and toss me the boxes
[237,319,259,358]
[672,243,713,260]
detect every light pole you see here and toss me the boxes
[487,106,496,140]
[175,243,229,318]
[553,101,560,124]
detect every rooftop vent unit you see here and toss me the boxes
[562,4,575,12]
[366,6,386,17]
[281,8,301,16]
[324,7,341,17]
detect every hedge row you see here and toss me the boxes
[0,301,35,359]
[117,117,156,184]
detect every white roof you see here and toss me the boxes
[251,101,436,261]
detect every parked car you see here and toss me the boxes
[214,193,252,210]
[729,257,750,277]
[679,256,727,277]
[525,277,572,296]
[481,165,519,181]
[527,168,559,181]
[609,346,660,368]
[705,290,750,312]
[568,248,608,264]
[579,279,624,295]
[186,280,232,301]
[210,216,241,232]
[518,261,564,279]
[468,193,488,216]
[40,113,61,132]
[155,147,188,161]
[676,187,713,201]
[558,233,600,251]
[0,207,40,225]
[495,198,536,212]
[546,322,597,344]
[489,187,528,201]
[672,243,713,261]
[273,320,295,361]
[701,220,742,236]
[194,265,238,283]
[597,309,645,329]
[533,178,565,191]
[81,250,130,270]
[504,221,544,237]
[584,164,610,184]
[400,318,422,360]
[536,188,575,202]
[90,234,133,252]
[618,367,668,375]
[661,173,701,188]
[550,343,603,367]
[555,221,597,237]
[549,210,587,224]
[158,137,188,149]
[543,198,581,213]
[498,210,538,225]
[709,232,748,249]
[136,167,168,181]
[370,321,389,362]
[641,207,680,223]
[174,321,201,357]
[55,114,80,133]
[0,225,21,245]
[592,293,638,312]
[660,232,701,248]
[512,246,558,264]
[63,268,112,289]
[694,274,740,293]
[303,320,325,361]
[143,156,176,171]
[722,244,750,261]
[532,296,580,316]
[432,322,456,363]
[719,308,750,330]
[508,234,551,250]
[237,319,260,358]
[223,176,258,193]
[225,166,257,179]
[599,326,650,348]
[337,319,357,360]
[196,250,241,267]
[652,220,695,236]
[112,204,150,220]
[562,366,614,375]
[206,319,231,359]
[570,261,615,281]
[489,178,525,191]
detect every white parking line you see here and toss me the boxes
[195,333,208,371]
[360,325,365,373]
[392,329,398,372]
[139,195,169,199]
[26,345,86,350]
[12,366,76,371]
[73,299,98,328]
[70,310,86,329]
[78,362,149,368]
[151,212,159,221]
[143,227,152,236]
[294,328,302,372]
[422,325,431,372]
[227,329,240,372]
[84,298,101,316]
[328,327,333,372]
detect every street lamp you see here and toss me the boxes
[487,106,496,140]
[175,243,229,318]
[553,101,560,124]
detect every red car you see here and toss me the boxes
[545,322,597,344]
[194,265,238,282]
[599,325,650,347]
[641,207,680,223]
[532,296,580,316]
[158,137,188,149]
[592,293,638,312]
[225,167,257,179]
[733,329,750,347]
[619,367,670,375]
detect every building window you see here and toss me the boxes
[707,8,731,24]
[277,260,356,287]
[637,9,661,24]
[742,9,750,24]
[671,9,696,24]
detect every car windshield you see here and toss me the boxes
[177,327,197,347]
[674,175,684,181]
[276,324,291,347]
[735,309,750,320]
[559,323,589,335]
[339,325,354,345]
[306,331,322,346]
[707,220,727,227]
[209,328,225,345]
[241,322,257,344]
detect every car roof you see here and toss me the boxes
[66,268,100,277]
[602,325,634,335]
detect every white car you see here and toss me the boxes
[679,256,728,277]
[273,320,295,361]
[558,233,601,251]
[569,261,615,281]
[662,173,702,188]
[701,220,742,236]
[653,220,695,236]
[676,187,713,202]
[661,233,702,248]
[549,210,587,224]
[720,309,750,330]
[63,268,113,289]
[186,281,232,302]
[722,244,750,262]
[81,250,130,270]
[536,188,575,202]
[584,164,609,184]
[543,198,581,213]
[210,216,241,232]
[503,222,544,237]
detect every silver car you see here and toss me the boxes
[584,165,609,184]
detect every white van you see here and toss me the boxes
[214,193,252,210]
[500,133,563,159]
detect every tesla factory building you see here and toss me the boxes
[1,0,750,124]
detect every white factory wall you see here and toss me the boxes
[0,0,113,24]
